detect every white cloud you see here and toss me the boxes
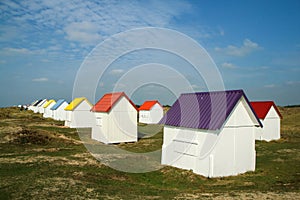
[286,81,300,85]
[64,21,103,44]
[2,47,47,56]
[219,29,225,36]
[264,84,275,88]
[4,47,32,54]
[191,84,203,90]
[32,77,49,82]
[221,62,237,69]
[0,0,194,47]
[109,69,124,75]
[260,66,270,70]
[0,25,22,42]
[41,59,50,63]
[113,83,126,89]
[215,39,261,57]
[48,45,61,51]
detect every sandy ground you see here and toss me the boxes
[175,192,300,200]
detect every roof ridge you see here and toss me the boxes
[65,97,91,111]
[91,92,137,112]
[181,89,243,96]
[139,100,161,111]
[251,101,274,103]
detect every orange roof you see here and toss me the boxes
[91,92,137,112]
[250,101,282,119]
[139,100,162,111]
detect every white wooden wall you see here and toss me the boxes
[64,101,94,128]
[53,102,69,121]
[38,101,47,113]
[43,102,56,118]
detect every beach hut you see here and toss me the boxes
[64,97,94,128]
[30,99,42,113]
[50,99,69,121]
[139,100,163,124]
[159,90,262,178]
[43,100,56,118]
[250,101,282,141]
[91,92,138,144]
[28,100,38,111]
[35,99,47,113]
[38,99,48,113]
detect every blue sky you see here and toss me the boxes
[0,0,299,107]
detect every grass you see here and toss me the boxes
[0,107,299,199]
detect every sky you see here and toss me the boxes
[0,0,299,107]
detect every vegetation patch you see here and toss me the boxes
[9,128,53,145]
[0,106,299,199]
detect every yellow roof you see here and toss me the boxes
[43,100,56,108]
[64,97,92,111]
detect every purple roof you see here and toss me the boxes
[159,90,262,130]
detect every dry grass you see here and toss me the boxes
[0,106,299,199]
[175,192,300,200]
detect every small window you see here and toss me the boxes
[96,117,102,127]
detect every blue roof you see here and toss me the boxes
[159,90,262,130]
[50,99,67,110]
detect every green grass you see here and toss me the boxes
[0,107,299,199]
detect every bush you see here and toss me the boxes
[12,129,52,145]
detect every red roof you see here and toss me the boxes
[139,100,162,111]
[91,92,137,112]
[250,101,282,119]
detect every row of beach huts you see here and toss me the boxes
[25,89,282,178]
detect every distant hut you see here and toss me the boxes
[43,100,56,118]
[50,99,69,121]
[250,101,282,141]
[139,100,163,124]
[64,97,94,128]
[31,99,42,113]
[28,100,38,111]
[35,99,47,113]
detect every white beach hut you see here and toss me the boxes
[35,99,47,113]
[31,99,42,113]
[250,101,282,141]
[64,97,94,128]
[91,92,138,144]
[51,99,69,121]
[43,100,56,118]
[38,99,48,114]
[139,100,163,124]
[28,100,38,111]
[159,90,262,178]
